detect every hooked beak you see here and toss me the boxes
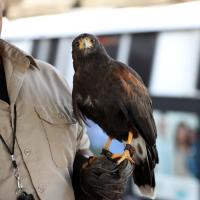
[79,37,93,50]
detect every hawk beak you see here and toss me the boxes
[79,38,93,50]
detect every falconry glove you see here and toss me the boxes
[73,149,134,200]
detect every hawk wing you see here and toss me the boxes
[72,75,88,125]
[110,61,158,159]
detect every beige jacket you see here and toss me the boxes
[0,39,90,200]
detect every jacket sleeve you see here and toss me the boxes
[76,123,90,151]
[73,124,92,200]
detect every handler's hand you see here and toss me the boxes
[80,150,134,200]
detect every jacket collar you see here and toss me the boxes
[0,39,39,70]
[0,39,39,105]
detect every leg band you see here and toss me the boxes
[125,144,135,156]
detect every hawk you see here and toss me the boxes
[72,33,159,199]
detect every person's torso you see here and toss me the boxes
[0,39,79,200]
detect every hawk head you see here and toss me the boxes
[72,33,103,57]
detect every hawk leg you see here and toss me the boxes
[111,131,135,165]
[104,137,113,150]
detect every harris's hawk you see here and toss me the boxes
[72,33,159,199]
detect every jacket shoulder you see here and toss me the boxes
[35,59,72,92]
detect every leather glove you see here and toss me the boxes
[78,149,135,200]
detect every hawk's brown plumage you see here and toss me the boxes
[72,33,159,199]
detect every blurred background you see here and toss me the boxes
[1,0,200,199]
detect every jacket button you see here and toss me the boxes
[24,148,31,156]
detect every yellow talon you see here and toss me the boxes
[117,150,134,165]
[111,150,134,165]
[111,130,135,165]
[111,153,123,159]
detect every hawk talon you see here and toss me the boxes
[82,156,98,169]
[111,150,135,165]
[116,150,135,165]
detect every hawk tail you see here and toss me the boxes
[133,146,156,199]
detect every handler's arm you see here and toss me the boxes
[72,124,93,200]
